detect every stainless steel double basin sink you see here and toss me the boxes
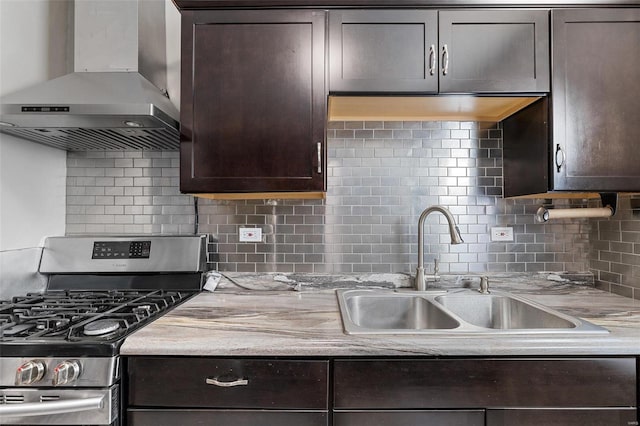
[337,288,608,335]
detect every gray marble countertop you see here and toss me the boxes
[121,272,640,357]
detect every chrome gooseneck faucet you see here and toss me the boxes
[415,206,464,291]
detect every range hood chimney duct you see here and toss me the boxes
[0,0,180,151]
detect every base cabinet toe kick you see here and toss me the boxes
[126,357,638,426]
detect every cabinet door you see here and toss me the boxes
[551,8,640,191]
[487,408,637,426]
[329,10,438,93]
[439,10,549,93]
[129,409,328,426]
[180,10,326,193]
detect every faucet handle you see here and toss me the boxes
[426,258,440,282]
[478,276,490,294]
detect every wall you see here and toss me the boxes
[0,0,69,295]
[0,0,69,251]
[66,120,594,277]
[589,196,640,300]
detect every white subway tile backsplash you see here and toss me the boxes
[64,121,639,299]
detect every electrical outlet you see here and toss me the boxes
[239,227,262,242]
[491,227,514,242]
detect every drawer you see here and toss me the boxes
[486,408,638,426]
[128,409,328,426]
[334,410,484,426]
[128,358,328,409]
[334,358,637,409]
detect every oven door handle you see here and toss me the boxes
[0,395,104,417]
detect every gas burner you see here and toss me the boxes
[36,317,70,330]
[132,304,153,318]
[83,319,121,336]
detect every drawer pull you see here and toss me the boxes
[205,377,249,387]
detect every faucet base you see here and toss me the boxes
[415,267,426,292]
[415,268,440,291]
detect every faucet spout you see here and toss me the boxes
[415,205,464,291]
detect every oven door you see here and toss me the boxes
[0,386,118,425]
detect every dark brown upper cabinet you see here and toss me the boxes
[329,10,438,93]
[329,9,550,94]
[551,8,640,192]
[439,10,550,93]
[179,10,327,195]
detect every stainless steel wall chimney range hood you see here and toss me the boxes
[0,0,179,151]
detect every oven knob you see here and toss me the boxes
[15,360,46,385]
[52,360,82,386]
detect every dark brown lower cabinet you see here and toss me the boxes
[128,410,327,426]
[127,357,638,426]
[486,409,638,426]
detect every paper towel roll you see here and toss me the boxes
[536,206,613,222]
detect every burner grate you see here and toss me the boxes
[0,290,190,342]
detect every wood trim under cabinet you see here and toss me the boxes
[328,96,541,122]
[191,192,326,200]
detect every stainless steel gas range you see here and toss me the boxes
[0,235,207,425]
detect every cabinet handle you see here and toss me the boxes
[442,44,449,76]
[317,142,322,174]
[428,44,436,76]
[206,377,249,387]
[555,144,565,172]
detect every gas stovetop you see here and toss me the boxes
[0,236,207,357]
[0,289,194,357]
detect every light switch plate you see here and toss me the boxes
[239,227,262,242]
[491,227,514,242]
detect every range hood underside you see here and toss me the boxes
[1,126,178,151]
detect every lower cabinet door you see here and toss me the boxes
[486,408,638,426]
[334,410,484,426]
[128,409,328,426]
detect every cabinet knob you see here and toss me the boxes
[555,144,565,172]
[442,44,450,76]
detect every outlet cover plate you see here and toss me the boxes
[491,227,514,242]
[239,227,262,242]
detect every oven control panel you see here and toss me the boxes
[1,357,119,387]
[40,236,206,273]
[92,241,151,259]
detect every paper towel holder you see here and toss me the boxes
[536,192,618,222]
